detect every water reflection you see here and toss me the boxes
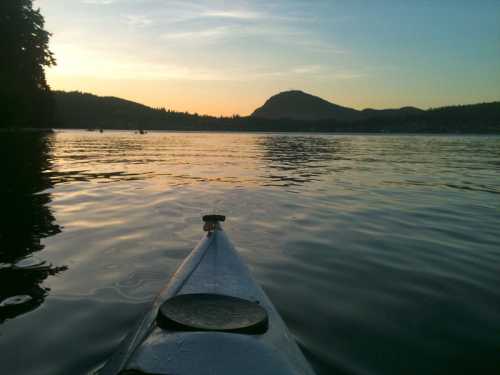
[47,132,351,188]
[259,135,345,186]
[0,131,499,375]
[0,132,66,322]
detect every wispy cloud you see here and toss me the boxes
[201,10,263,20]
[48,37,364,88]
[292,65,322,74]
[50,1,351,87]
[288,38,347,54]
[331,72,363,80]
[143,3,301,27]
[246,65,363,81]
[48,43,236,81]
[159,23,306,47]
[161,27,229,41]
[124,15,153,27]
[82,0,115,5]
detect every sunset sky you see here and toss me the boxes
[37,0,500,116]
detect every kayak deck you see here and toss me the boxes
[99,222,315,375]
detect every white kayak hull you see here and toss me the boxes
[99,226,315,375]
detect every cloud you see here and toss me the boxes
[288,38,347,54]
[48,43,235,81]
[124,15,153,27]
[82,0,115,4]
[161,27,229,41]
[49,39,364,85]
[145,3,299,26]
[331,72,363,80]
[200,10,263,20]
[159,23,303,46]
[292,65,322,74]
[245,65,363,81]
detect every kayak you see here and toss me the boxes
[99,215,316,375]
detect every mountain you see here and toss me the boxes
[251,90,361,121]
[251,90,428,121]
[52,90,500,133]
[55,91,154,125]
[53,91,214,130]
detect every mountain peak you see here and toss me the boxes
[251,90,360,121]
[274,89,308,96]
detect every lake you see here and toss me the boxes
[0,130,499,375]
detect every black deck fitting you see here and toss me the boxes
[202,215,226,222]
[157,293,268,334]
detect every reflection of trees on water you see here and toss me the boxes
[0,132,66,323]
[259,135,347,186]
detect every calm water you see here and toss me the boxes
[0,131,499,375]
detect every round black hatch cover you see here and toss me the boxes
[157,293,268,334]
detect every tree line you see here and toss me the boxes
[54,91,500,134]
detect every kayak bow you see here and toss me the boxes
[99,215,315,375]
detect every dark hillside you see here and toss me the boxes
[53,91,500,133]
[54,91,214,130]
[251,90,361,121]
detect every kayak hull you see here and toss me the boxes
[99,228,315,375]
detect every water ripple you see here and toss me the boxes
[0,131,499,375]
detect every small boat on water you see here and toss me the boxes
[99,215,315,375]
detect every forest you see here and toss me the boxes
[54,91,500,134]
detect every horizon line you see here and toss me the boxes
[53,88,500,118]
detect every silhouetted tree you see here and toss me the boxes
[0,0,56,128]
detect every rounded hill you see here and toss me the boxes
[251,90,361,122]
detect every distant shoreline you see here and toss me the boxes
[2,128,499,135]
[52,91,500,135]
[50,128,500,136]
